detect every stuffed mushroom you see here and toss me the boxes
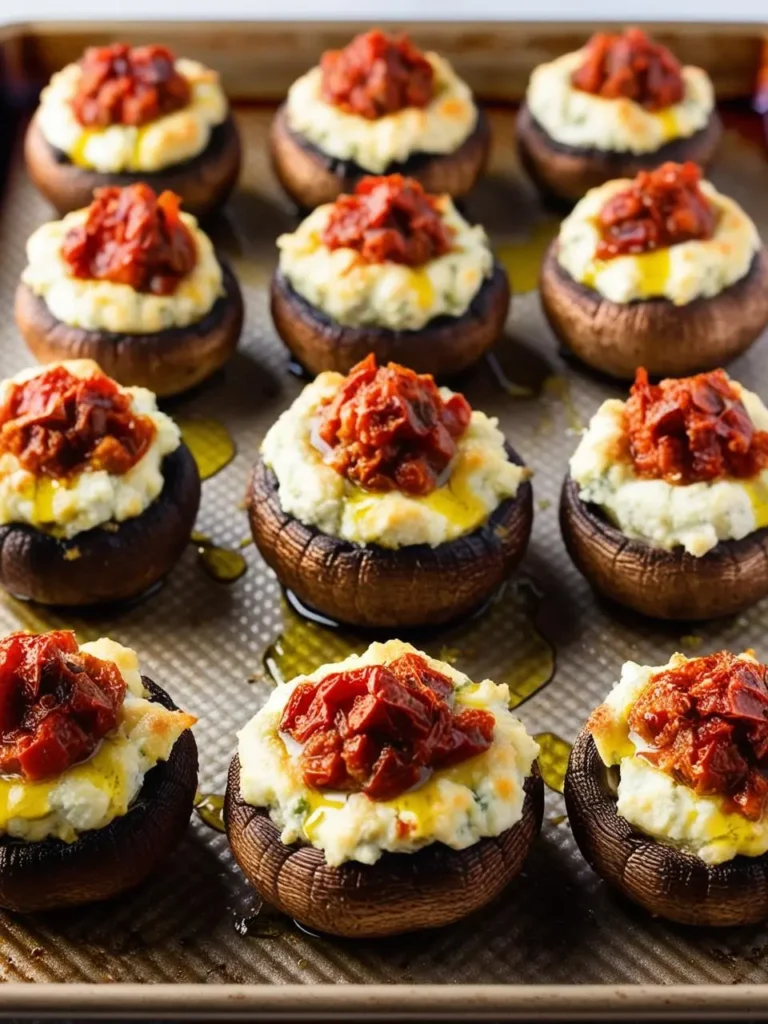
[247,355,533,629]
[517,28,721,204]
[0,360,200,606]
[25,43,240,218]
[226,639,543,937]
[270,29,490,209]
[272,174,509,377]
[0,629,197,912]
[561,366,768,620]
[566,649,768,926]
[15,183,244,398]
[540,161,768,379]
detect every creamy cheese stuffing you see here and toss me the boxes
[557,178,761,306]
[0,361,181,539]
[238,639,539,867]
[591,653,768,865]
[277,196,494,331]
[0,637,194,843]
[36,58,228,173]
[262,372,527,549]
[285,53,477,175]
[570,381,768,557]
[526,48,714,154]
[22,208,224,334]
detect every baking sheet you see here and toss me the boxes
[0,94,767,1013]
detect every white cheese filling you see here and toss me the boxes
[590,653,768,865]
[0,636,195,844]
[261,372,527,549]
[36,58,228,174]
[22,207,224,334]
[556,178,760,306]
[238,639,539,867]
[0,360,181,539]
[277,196,494,331]
[285,52,477,174]
[569,381,768,557]
[526,48,714,154]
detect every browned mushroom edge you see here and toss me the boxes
[248,444,533,629]
[516,101,722,206]
[0,678,198,913]
[565,727,768,926]
[0,444,201,608]
[270,262,510,378]
[560,473,768,621]
[540,242,768,380]
[24,113,241,220]
[15,259,244,399]
[269,103,491,210]
[225,754,543,938]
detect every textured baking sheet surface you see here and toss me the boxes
[0,104,767,993]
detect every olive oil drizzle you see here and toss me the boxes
[191,532,248,584]
[194,791,226,833]
[534,732,573,794]
[177,418,236,480]
[496,218,560,294]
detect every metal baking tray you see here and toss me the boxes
[0,19,767,1021]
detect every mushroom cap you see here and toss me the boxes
[0,677,198,913]
[269,103,491,210]
[247,445,533,629]
[15,259,244,398]
[540,243,768,380]
[565,727,768,926]
[560,473,768,620]
[516,101,722,205]
[0,444,201,607]
[24,113,241,219]
[225,754,543,938]
[270,262,510,378]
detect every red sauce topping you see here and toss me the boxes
[0,631,126,781]
[628,652,768,820]
[315,354,471,496]
[0,365,157,481]
[625,367,768,485]
[596,162,716,260]
[320,30,434,120]
[280,652,495,802]
[572,28,684,112]
[61,184,197,296]
[322,174,453,266]
[72,43,191,128]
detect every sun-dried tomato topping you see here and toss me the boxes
[321,174,453,266]
[0,631,126,781]
[280,652,495,802]
[61,184,197,296]
[572,28,684,112]
[628,651,768,820]
[320,30,434,120]
[595,162,716,260]
[0,365,156,481]
[71,43,191,128]
[315,354,471,496]
[625,367,768,485]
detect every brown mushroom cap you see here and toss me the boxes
[0,678,198,913]
[0,444,201,607]
[225,754,543,938]
[15,259,244,398]
[24,113,241,219]
[540,242,768,380]
[516,101,722,205]
[565,727,768,926]
[270,262,510,378]
[269,103,490,210]
[248,445,533,629]
[560,473,768,620]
